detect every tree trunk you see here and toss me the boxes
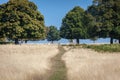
[51,41,54,44]
[15,39,19,44]
[119,39,120,44]
[21,40,23,44]
[110,37,113,44]
[69,39,73,44]
[25,40,27,43]
[76,39,79,44]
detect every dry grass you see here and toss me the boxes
[62,47,120,80]
[0,44,58,80]
[1,44,120,80]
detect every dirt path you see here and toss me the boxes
[48,45,67,80]
[62,47,120,80]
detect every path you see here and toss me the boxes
[48,45,67,80]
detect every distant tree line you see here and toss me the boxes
[0,0,119,44]
[60,0,120,44]
[46,26,61,43]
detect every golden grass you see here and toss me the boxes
[0,44,58,80]
[62,47,120,80]
[1,44,120,80]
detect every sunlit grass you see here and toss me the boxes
[0,44,58,80]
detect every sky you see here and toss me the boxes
[0,0,93,28]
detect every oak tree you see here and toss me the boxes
[47,26,61,43]
[60,6,87,44]
[0,0,46,44]
[87,0,120,44]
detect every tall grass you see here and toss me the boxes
[0,44,58,80]
[62,47,120,80]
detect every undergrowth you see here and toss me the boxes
[62,44,120,53]
[82,44,120,53]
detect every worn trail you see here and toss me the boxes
[48,45,67,80]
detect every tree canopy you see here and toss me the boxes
[87,0,120,44]
[83,11,96,39]
[0,0,46,44]
[60,6,87,44]
[47,26,61,43]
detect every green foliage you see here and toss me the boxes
[83,12,97,38]
[0,37,6,42]
[60,6,87,44]
[87,0,120,44]
[0,0,46,43]
[83,44,120,52]
[47,26,61,42]
[90,36,98,43]
[113,26,120,39]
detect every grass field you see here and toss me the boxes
[0,44,120,80]
[0,44,58,80]
[62,47,120,80]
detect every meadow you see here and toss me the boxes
[62,46,120,80]
[0,44,58,80]
[0,44,120,80]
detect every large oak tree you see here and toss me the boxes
[0,0,46,44]
[87,0,120,44]
[60,6,87,44]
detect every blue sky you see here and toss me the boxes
[30,0,93,28]
[0,0,93,28]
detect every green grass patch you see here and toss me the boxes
[82,44,120,52]
[62,44,120,53]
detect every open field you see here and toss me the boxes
[0,44,120,80]
[62,47,120,80]
[0,44,58,80]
